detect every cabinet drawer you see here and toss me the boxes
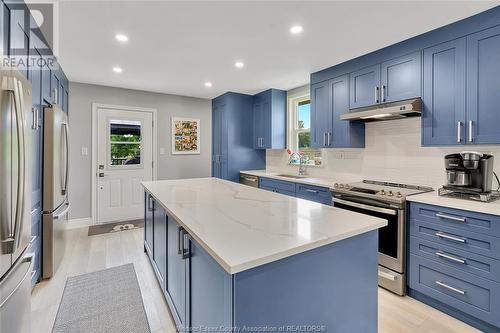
[259,177,296,194]
[410,219,500,260]
[296,184,331,205]
[410,203,500,238]
[260,185,295,197]
[410,236,500,283]
[409,254,500,327]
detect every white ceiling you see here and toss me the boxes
[58,1,499,99]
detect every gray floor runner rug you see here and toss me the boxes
[52,264,151,333]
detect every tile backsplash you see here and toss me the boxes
[266,118,500,188]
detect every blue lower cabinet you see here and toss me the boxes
[152,203,167,290]
[166,217,188,329]
[408,202,500,332]
[295,184,331,205]
[259,177,296,195]
[144,193,154,257]
[409,254,500,328]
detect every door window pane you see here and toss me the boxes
[109,120,142,166]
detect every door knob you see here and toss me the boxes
[99,172,105,177]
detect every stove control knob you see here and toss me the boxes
[396,192,402,198]
[334,183,339,188]
[339,184,344,189]
[344,184,350,190]
[379,190,385,195]
[388,191,394,197]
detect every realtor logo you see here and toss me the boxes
[2,0,59,70]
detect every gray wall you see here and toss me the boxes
[68,82,212,220]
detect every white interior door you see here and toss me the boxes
[96,108,153,224]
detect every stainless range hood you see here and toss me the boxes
[340,98,422,122]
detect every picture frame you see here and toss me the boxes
[171,117,200,155]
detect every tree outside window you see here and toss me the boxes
[291,99,322,166]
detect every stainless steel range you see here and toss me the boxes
[332,180,433,295]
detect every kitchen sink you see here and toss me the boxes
[275,174,307,179]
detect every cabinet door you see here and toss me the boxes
[467,25,500,144]
[349,64,381,109]
[330,75,365,148]
[381,52,421,103]
[153,204,167,289]
[310,81,330,148]
[422,38,466,146]
[51,70,60,105]
[189,238,232,332]
[64,88,69,113]
[8,3,29,78]
[261,94,272,149]
[253,98,264,149]
[212,104,221,178]
[2,2,10,57]
[166,217,187,328]
[144,193,154,257]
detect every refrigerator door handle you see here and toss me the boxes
[61,122,69,195]
[53,203,70,220]
[0,251,34,308]
[13,79,26,250]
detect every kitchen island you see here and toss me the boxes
[142,178,387,333]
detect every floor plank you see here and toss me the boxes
[31,227,480,333]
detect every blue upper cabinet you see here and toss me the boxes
[310,81,331,148]
[212,93,265,182]
[330,75,365,148]
[311,75,365,149]
[381,51,421,103]
[466,25,500,145]
[350,52,422,109]
[253,89,286,149]
[422,38,467,146]
[349,64,381,109]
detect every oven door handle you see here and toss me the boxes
[332,198,397,215]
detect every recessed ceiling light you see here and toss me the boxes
[290,25,303,35]
[204,81,213,88]
[115,34,129,42]
[235,61,245,69]
[112,67,123,73]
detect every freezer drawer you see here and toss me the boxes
[0,249,34,333]
[42,201,69,279]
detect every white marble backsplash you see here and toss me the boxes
[266,117,500,189]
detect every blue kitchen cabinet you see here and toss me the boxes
[6,0,29,78]
[253,89,286,149]
[466,25,500,144]
[189,236,233,331]
[311,75,364,149]
[350,52,421,109]
[330,75,365,148]
[166,217,188,329]
[212,93,265,182]
[153,202,167,290]
[295,183,331,205]
[381,52,421,103]
[422,38,467,146]
[310,80,331,148]
[350,64,381,109]
[408,202,500,332]
[144,193,154,257]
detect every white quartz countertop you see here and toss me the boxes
[240,170,344,189]
[407,191,500,216]
[142,178,387,274]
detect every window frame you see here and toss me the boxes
[107,118,144,169]
[287,86,324,167]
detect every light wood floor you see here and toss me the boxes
[31,227,480,333]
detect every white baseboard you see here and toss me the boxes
[66,217,93,229]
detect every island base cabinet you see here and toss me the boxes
[144,190,379,333]
[233,230,378,333]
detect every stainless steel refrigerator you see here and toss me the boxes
[0,66,34,332]
[42,105,69,279]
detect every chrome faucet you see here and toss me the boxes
[288,152,308,176]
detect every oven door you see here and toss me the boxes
[332,195,405,273]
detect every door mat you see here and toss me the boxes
[52,264,151,333]
[88,219,144,236]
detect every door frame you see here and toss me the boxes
[91,103,158,225]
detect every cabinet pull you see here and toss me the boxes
[457,121,462,143]
[305,189,319,194]
[381,85,386,102]
[374,86,380,104]
[243,177,257,182]
[177,227,183,255]
[435,251,466,264]
[435,213,466,223]
[32,107,37,129]
[147,195,154,211]
[327,132,331,146]
[468,120,474,142]
[323,133,326,146]
[435,231,466,243]
[435,281,466,295]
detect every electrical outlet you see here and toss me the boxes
[81,146,88,156]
